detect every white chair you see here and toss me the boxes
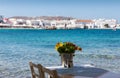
[29,62,59,78]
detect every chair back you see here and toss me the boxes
[29,62,44,78]
[29,62,58,78]
[41,64,58,78]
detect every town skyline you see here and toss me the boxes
[0,0,120,20]
[0,15,119,30]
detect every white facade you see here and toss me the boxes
[8,18,17,25]
[49,20,75,29]
[6,18,119,29]
[93,19,117,28]
[75,19,94,29]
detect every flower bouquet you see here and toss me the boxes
[55,42,82,53]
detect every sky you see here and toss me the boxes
[0,0,120,20]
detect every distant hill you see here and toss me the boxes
[9,16,74,20]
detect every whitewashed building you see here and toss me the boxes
[75,19,94,29]
[93,19,117,29]
[8,18,17,25]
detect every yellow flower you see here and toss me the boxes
[55,42,63,50]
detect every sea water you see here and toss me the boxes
[0,29,120,78]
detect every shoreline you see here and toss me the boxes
[0,24,120,30]
[0,28,120,30]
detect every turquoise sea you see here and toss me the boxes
[0,29,120,78]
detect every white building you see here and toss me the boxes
[93,19,117,29]
[8,18,17,25]
[75,19,94,29]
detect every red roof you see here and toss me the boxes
[76,20,93,23]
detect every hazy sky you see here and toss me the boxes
[0,0,120,19]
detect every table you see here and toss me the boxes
[47,66,120,78]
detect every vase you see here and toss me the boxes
[60,53,74,68]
